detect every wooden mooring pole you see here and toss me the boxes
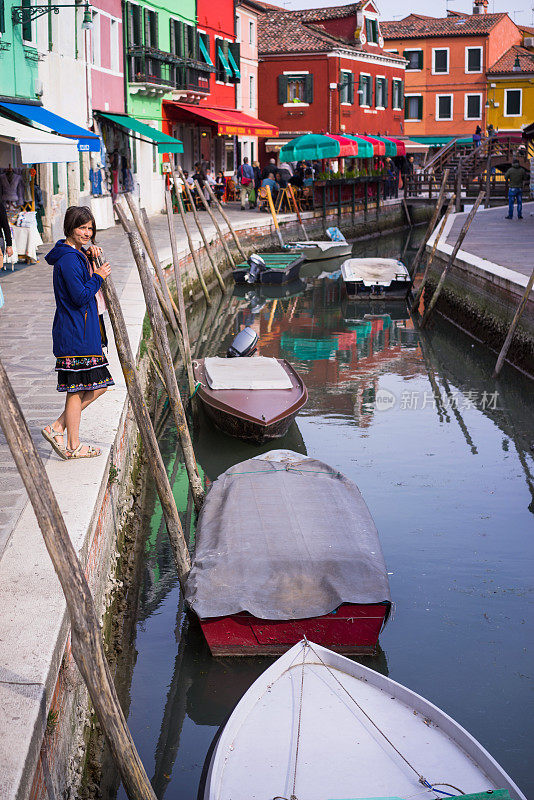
[164,188,196,397]
[493,268,534,378]
[288,183,309,240]
[409,168,450,279]
[192,177,236,270]
[171,176,212,306]
[420,190,484,329]
[203,180,247,261]
[98,268,192,583]
[0,358,157,800]
[123,193,180,336]
[114,204,205,512]
[176,167,226,293]
[266,185,284,247]
[411,193,456,310]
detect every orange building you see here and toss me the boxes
[381,5,521,145]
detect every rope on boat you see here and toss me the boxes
[295,641,466,800]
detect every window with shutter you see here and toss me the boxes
[368,75,373,107]
[404,50,423,71]
[465,94,481,119]
[21,0,32,41]
[340,71,353,104]
[436,94,452,120]
[505,88,521,116]
[358,74,365,106]
[433,48,449,75]
[278,75,288,104]
[375,77,385,108]
[348,73,354,104]
[0,0,5,34]
[405,95,423,120]
[304,74,313,104]
[383,78,388,108]
[228,41,241,82]
[466,47,482,73]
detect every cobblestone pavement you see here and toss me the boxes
[445,201,533,278]
[0,203,267,558]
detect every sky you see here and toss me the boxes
[283,0,534,27]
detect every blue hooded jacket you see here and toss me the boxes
[46,240,103,358]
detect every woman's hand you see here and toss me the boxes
[87,245,103,259]
[94,261,111,280]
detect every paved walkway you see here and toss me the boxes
[0,203,279,559]
[445,201,533,278]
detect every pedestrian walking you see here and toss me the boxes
[504,158,527,220]
[473,125,482,148]
[42,206,113,460]
[237,156,255,210]
[0,199,13,271]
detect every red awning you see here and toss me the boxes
[168,103,279,137]
[386,137,406,156]
[325,134,359,157]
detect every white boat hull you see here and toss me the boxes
[203,640,526,800]
[287,241,352,261]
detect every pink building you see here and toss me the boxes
[235,0,265,164]
[90,0,125,114]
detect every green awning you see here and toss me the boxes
[367,135,397,157]
[198,36,213,66]
[217,46,232,78]
[280,134,340,161]
[408,135,473,147]
[98,112,183,153]
[343,135,374,159]
[227,48,241,79]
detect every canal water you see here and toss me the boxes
[100,228,534,800]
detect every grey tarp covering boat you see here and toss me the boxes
[185,451,391,620]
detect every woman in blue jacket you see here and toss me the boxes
[42,206,112,459]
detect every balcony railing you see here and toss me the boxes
[127,45,214,92]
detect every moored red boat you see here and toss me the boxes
[185,450,392,656]
[192,356,307,444]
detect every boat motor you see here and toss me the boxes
[244,254,266,284]
[226,326,258,358]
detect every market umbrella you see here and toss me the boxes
[279,134,340,161]
[343,135,374,159]
[356,135,387,156]
[325,134,360,157]
[385,137,406,156]
[366,136,397,157]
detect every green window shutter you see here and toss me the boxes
[399,80,404,109]
[305,73,313,104]
[21,0,32,41]
[198,32,213,66]
[348,73,354,104]
[178,21,185,58]
[152,11,158,49]
[365,18,371,41]
[418,51,423,69]
[384,78,388,108]
[368,76,373,107]
[228,41,240,80]
[143,7,150,46]
[53,162,59,195]
[375,76,380,105]
[417,96,423,120]
[278,75,288,104]
[358,74,364,106]
[0,0,5,34]
[133,5,142,46]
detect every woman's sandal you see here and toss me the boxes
[65,443,102,460]
[41,424,68,459]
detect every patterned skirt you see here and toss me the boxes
[56,354,114,393]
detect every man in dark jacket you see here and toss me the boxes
[505,159,527,219]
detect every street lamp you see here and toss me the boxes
[12,0,93,29]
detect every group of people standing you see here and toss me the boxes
[237,157,314,210]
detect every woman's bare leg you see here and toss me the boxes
[64,391,84,451]
[53,387,108,435]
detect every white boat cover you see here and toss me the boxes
[185,452,391,620]
[288,241,347,252]
[342,258,410,287]
[204,357,292,390]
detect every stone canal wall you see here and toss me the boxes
[5,199,433,800]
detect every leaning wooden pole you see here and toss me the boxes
[98,268,191,585]
[164,188,195,396]
[114,204,205,512]
[123,193,179,335]
[410,168,450,278]
[287,184,309,240]
[411,193,456,309]
[0,360,158,800]
[420,190,484,329]
[140,206,183,324]
[266,185,284,247]
[172,178,212,307]
[493,268,534,377]
[203,180,247,261]
[175,167,226,293]
[192,178,237,269]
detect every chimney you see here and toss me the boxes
[473,0,488,14]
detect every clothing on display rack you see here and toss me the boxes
[89,167,103,196]
[0,169,25,207]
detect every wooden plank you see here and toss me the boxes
[493,268,534,377]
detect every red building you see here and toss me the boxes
[163,0,277,173]
[258,1,406,154]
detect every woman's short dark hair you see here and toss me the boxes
[64,206,96,243]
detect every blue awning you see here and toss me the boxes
[0,103,100,152]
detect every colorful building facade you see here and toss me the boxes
[486,43,534,133]
[381,8,522,143]
[258,1,406,152]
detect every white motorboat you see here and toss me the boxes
[202,639,526,800]
[342,257,412,299]
[286,239,352,261]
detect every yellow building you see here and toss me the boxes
[486,44,534,132]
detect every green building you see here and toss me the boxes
[0,0,39,102]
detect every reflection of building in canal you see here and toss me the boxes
[235,289,424,422]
